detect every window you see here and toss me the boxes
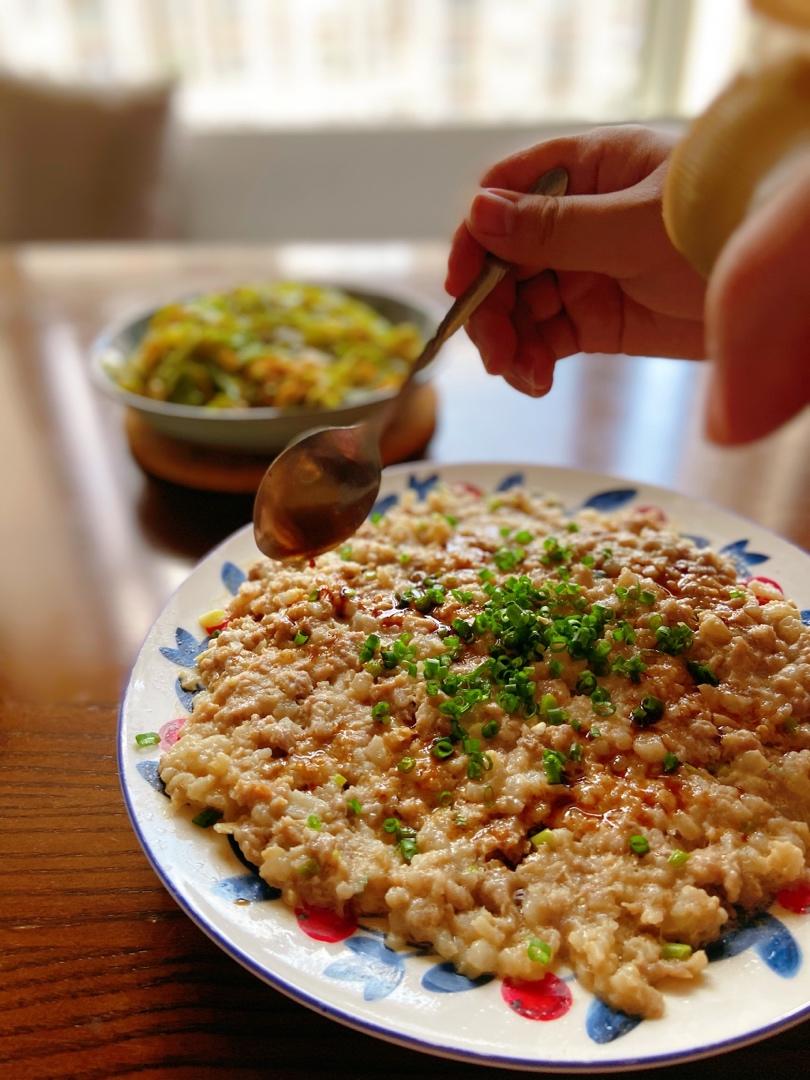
[0,0,748,127]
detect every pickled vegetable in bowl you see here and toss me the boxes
[114,282,425,410]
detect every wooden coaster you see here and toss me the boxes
[125,383,437,493]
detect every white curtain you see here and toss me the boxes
[0,0,748,126]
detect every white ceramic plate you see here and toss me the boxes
[119,463,810,1072]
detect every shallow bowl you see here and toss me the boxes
[90,284,440,453]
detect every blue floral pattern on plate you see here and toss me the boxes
[221,560,246,596]
[586,999,642,1044]
[324,936,408,1002]
[581,488,638,513]
[160,627,208,667]
[214,873,280,903]
[707,913,801,977]
[718,539,770,574]
[421,963,495,993]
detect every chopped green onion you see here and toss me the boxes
[371,701,391,721]
[668,849,690,867]
[629,834,650,856]
[527,938,552,964]
[359,634,380,662]
[566,522,580,533]
[346,798,363,815]
[466,751,492,779]
[432,738,455,760]
[655,622,694,655]
[444,514,459,527]
[306,814,322,831]
[339,544,354,561]
[135,731,160,748]
[332,773,347,788]
[531,828,554,847]
[686,660,720,686]
[481,719,500,739]
[591,686,615,716]
[514,529,533,545]
[308,588,320,601]
[397,756,416,773]
[632,695,665,727]
[293,630,309,646]
[423,657,441,679]
[542,748,567,785]
[370,511,383,525]
[297,858,319,878]
[612,621,636,644]
[398,551,411,565]
[576,671,597,695]
[398,836,418,863]
[569,743,583,762]
[493,545,526,571]
[611,653,647,683]
[192,807,222,828]
[548,658,562,678]
[382,816,419,862]
[581,554,595,568]
[452,618,475,642]
[662,752,680,774]
[661,942,693,961]
[436,789,453,806]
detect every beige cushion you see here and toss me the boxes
[0,73,174,241]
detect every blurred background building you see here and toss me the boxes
[0,0,749,242]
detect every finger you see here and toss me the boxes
[537,311,580,361]
[705,158,810,444]
[466,179,663,278]
[445,222,486,297]
[466,306,516,376]
[480,124,673,195]
[481,133,598,194]
[518,272,562,322]
[512,305,556,396]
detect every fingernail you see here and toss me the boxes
[469,191,517,236]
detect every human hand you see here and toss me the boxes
[704,153,810,444]
[445,125,707,398]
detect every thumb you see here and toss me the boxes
[466,182,659,277]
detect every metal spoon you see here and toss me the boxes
[253,166,569,560]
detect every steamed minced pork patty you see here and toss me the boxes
[159,484,810,1018]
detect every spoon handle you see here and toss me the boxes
[413,165,569,373]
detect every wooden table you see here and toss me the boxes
[2,245,808,1079]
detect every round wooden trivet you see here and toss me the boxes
[125,383,437,493]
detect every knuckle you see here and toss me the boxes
[519,195,562,251]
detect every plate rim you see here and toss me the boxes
[118,460,810,1071]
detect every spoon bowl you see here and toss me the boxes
[253,422,382,560]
